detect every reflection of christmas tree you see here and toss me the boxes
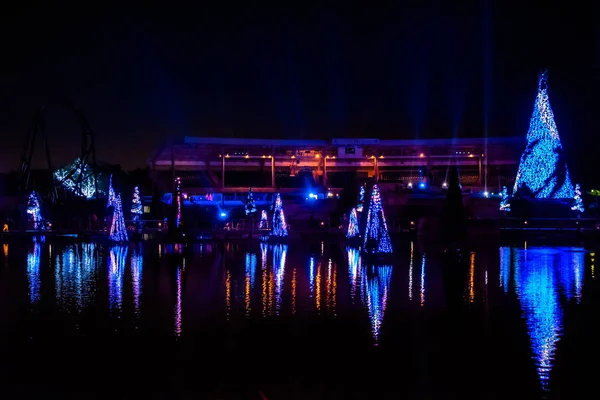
[513,71,574,198]
[110,194,128,242]
[363,185,392,254]
[346,207,360,238]
[500,186,511,212]
[245,188,257,215]
[571,183,584,213]
[131,186,143,221]
[27,191,44,229]
[259,210,268,229]
[270,193,288,237]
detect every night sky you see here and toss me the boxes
[0,2,597,184]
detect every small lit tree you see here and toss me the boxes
[571,183,584,215]
[259,210,269,229]
[131,186,143,222]
[110,193,128,242]
[346,207,360,239]
[245,187,257,215]
[107,174,116,209]
[26,191,44,230]
[500,186,511,212]
[356,184,366,213]
[270,193,288,237]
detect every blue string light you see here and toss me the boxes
[363,184,393,254]
[513,71,574,198]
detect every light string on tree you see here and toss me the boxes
[513,71,574,199]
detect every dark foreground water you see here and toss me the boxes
[0,238,598,399]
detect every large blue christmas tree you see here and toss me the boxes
[513,71,574,199]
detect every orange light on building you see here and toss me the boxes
[315,153,320,159]
[469,154,474,158]
[419,153,424,158]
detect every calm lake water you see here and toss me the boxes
[0,238,598,399]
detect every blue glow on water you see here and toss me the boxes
[500,246,585,391]
[27,242,42,305]
[131,244,143,319]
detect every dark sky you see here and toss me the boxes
[0,1,597,183]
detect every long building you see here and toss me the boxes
[149,136,523,194]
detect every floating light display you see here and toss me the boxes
[363,184,392,254]
[513,71,574,198]
[270,193,288,237]
[109,193,128,243]
[346,207,360,239]
[245,187,257,215]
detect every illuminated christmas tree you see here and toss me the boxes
[571,183,584,214]
[363,184,392,254]
[173,177,183,230]
[500,186,511,212]
[270,193,288,237]
[109,193,128,242]
[513,71,574,198]
[131,186,143,222]
[26,191,44,229]
[346,207,360,239]
[107,174,116,208]
[259,210,268,229]
[245,187,257,215]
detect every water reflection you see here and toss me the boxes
[500,246,585,391]
[309,253,337,314]
[361,264,393,345]
[108,246,128,313]
[55,243,99,313]
[245,252,256,316]
[408,242,414,300]
[131,244,143,320]
[174,264,183,337]
[27,241,42,305]
[347,247,361,303]
[273,244,287,313]
[420,253,426,306]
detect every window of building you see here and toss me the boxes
[143,206,151,214]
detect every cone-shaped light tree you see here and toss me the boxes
[346,207,360,239]
[571,183,584,214]
[109,193,128,242]
[363,184,392,254]
[131,186,143,222]
[270,193,288,237]
[27,191,44,229]
[513,71,574,198]
[500,186,511,212]
[107,174,116,209]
